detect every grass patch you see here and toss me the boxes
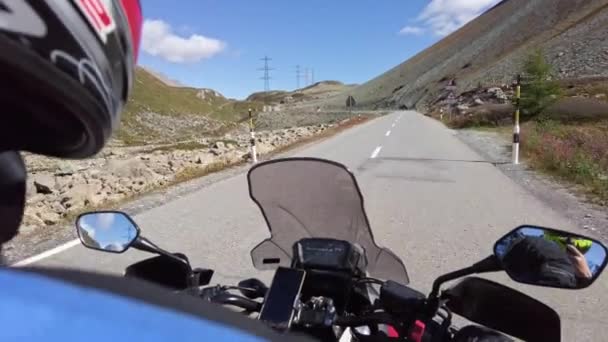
[440,104,514,129]
[116,67,261,145]
[145,141,209,153]
[469,125,512,136]
[124,68,260,122]
[171,161,235,184]
[522,120,608,205]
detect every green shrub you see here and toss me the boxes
[520,50,562,117]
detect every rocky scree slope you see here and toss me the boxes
[324,0,608,111]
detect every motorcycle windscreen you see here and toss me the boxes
[248,158,409,284]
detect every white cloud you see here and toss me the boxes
[142,19,226,63]
[97,213,116,230]
[406,0,502,37]
[399,26,425,35]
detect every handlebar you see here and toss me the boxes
[212,292,262,312]
[200,285,262,312]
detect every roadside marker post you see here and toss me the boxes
[249,108,258,163]
[513,75,521,165]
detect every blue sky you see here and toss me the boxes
[139,0,501,99]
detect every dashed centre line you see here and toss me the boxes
[386,131,391,137]
[371,146,382,159]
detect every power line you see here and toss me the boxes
[311,68,315,84]
[295,65,302,89]
[258,56,273,92]
[304,67,309,87]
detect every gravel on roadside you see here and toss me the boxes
[456,129,608,243]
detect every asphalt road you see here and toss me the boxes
[20,111,607,341]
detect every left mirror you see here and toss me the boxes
[76,211,139,253]
[494,225,608,289]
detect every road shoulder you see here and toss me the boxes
[456,129,608,243]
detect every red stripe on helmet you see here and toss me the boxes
[80,0,103,31]
[118,0,142,62]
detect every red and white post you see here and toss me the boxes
[513,75,521,165]
[249,109,258,163]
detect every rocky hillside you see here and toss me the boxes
[324,0,608,111]
[19,65,376,234]
[118,67,263,145]
[247,81,356,105]
[116,68,360,146]
[21,123,339,230]
[140,67,185,87]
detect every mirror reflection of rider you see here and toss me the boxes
[502,234,592,288]
[544,232,593,280]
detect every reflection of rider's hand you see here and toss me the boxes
[566,245,592,279]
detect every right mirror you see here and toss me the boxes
[494,225,608,289]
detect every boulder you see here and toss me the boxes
[27,194,47,206]
[456,104,469,113]
[196,152,215,165]
[34,209,62,226]
[31,173,57,194]
[49,200,67,214]
[55,175,76,190]
[487,87,508,102]
[60,183,99,211]
[22,211,45,227]
[210,148,223,157]
[106,159,145,178]
[222,150,243,164]
[55,163,77,176]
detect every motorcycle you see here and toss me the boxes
[75,157,608,342]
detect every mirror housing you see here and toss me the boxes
[125,254,192,290]
[445,277,560,342]
[76,211,140,253]
[494,225,608,289]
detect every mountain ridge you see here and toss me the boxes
[324,0,608,111]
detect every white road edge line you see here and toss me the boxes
[386,131,391,137]
[371,146,382,159]
[12,239,80,267]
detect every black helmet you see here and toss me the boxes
[0,0,142,248]
[0,0,142,158]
